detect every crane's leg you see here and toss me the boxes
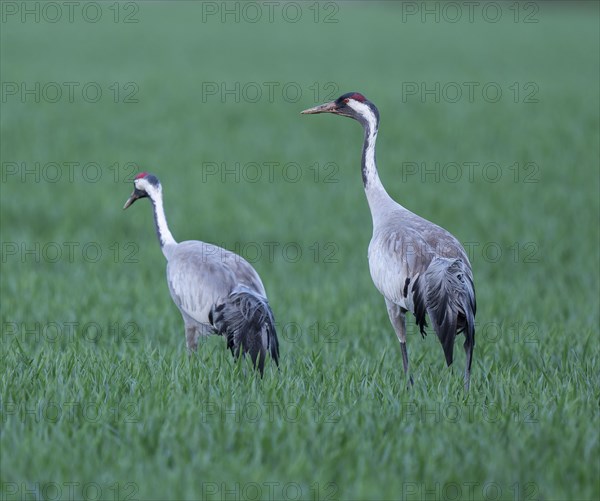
[464,336,474,392]
[185,325,199,352]
[385,299,413,387]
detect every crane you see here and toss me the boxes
[302,92,476,390]
[123,172,279,373]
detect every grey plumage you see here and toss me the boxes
[303,92,476,390]
[123,172,279,373]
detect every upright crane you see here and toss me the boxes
[302,93,476,390]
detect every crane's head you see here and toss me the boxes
[301,92,379,129]
[123,172,161,209]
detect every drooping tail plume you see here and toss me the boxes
[209,286,279,374]
[412,257,476,368]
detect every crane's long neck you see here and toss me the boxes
[361,118,394,220]
[149,190,177,256]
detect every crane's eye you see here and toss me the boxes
[343,98,349,104]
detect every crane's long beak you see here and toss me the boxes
[123,191,140,210]
[301,101,338,114]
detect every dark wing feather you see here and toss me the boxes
[210,285,279,374]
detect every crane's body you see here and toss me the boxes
[164,241,267,339]
[123,173,279,372]
[367,208,469,310]
[302,93,476,390]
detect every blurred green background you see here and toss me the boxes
[1,2,599,500]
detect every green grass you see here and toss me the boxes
[1,2,599,500]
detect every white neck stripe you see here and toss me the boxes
[137,180,177,250]
[150,190,177,248]
[347,100,378,135]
